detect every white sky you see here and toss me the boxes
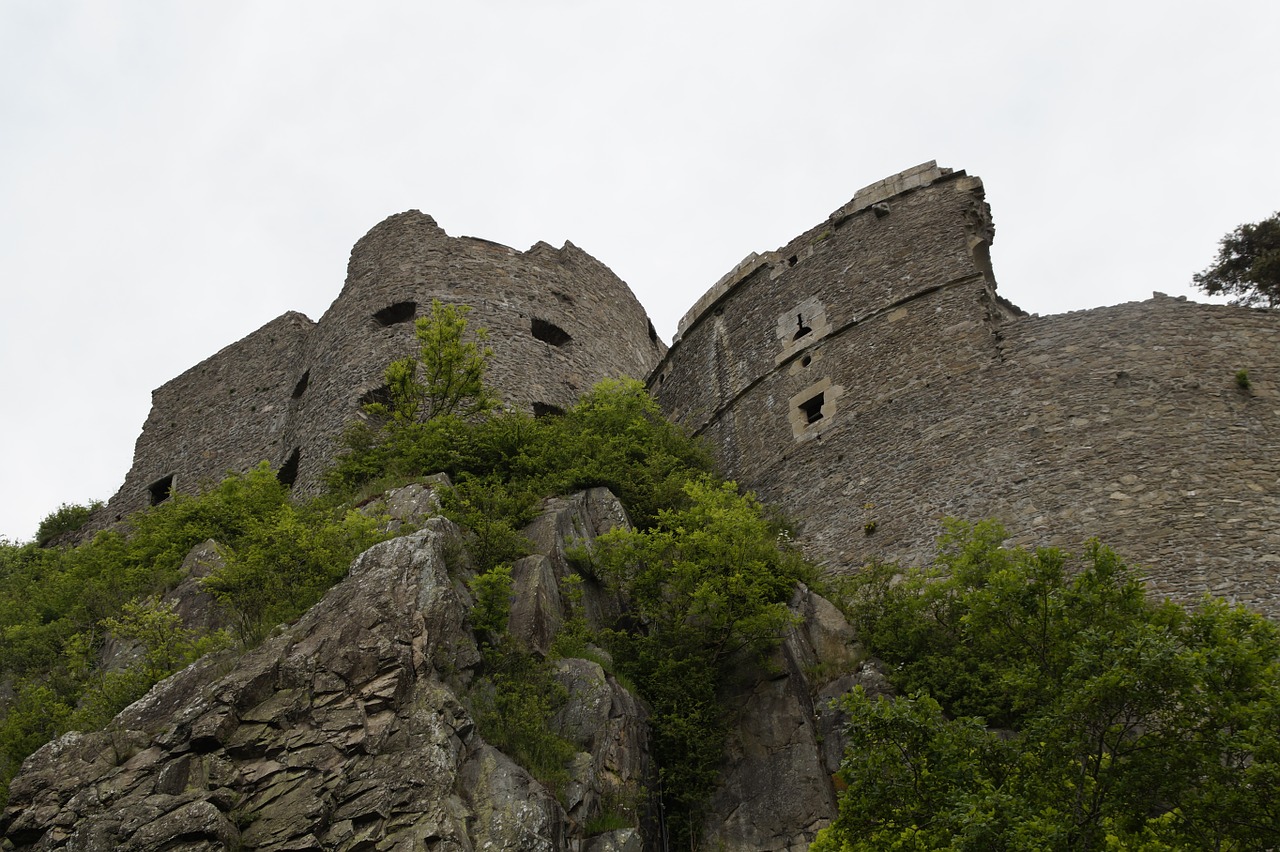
[2,1,1277,541]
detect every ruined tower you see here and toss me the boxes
[100,212,664,521]
[652,162,1280,616]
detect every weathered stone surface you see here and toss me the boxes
[701,585,867,851]
[652,162,1280,620]
[1,520,558,850]
[3,497,683,851]
[90,213,666,532]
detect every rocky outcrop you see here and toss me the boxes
[3,489,870,851]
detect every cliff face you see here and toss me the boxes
[2,487,874,851]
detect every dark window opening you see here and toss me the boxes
[291,370,310,399]
[793,313,813,341]
[148,474,174,506]
[647,320,659,343]
[276,447,301,488]
[374,301,417,327]
[531,318,572,347]
[799,393,825,425]
[359,385,392,410]
[787,255,798,267]
[801,354,813,367]
[532,402,565,418]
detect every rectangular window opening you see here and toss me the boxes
[799,392,825,425]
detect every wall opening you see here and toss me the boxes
[148,474,174,506]
[799,392,825,424]
[648,320,659,343]
[531,318,572,346]
[276,447,301,488]
[291,370,310,399]
[358,385,393,411]
[792,313,813,341]
[374,301,416,327]
[532,402,565,418]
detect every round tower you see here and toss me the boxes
[287,211,666,492]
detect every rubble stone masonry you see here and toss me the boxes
[97,163,1280,617]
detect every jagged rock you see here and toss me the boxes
[551,658,650,828]
[363,473,452,532]
[701,585,866,851]
[3,491,874,852]
[508,488,631,652]
[1,520,555,850]
[97,540,230,675]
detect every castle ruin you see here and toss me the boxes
[100,163,1280,616]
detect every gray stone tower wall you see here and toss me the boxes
[98,212,664,523]
[289,211,666,491]
[652,163,1280,617]
[103,312,315,522]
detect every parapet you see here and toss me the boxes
[673,161,972,343]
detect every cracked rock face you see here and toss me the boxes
[3,489,869,852]
[2,520,565,851]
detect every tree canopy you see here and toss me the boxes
[817,520,1280,851]
[1192,212,1280,307]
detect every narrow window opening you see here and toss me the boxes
[801,354,813,367]
[276,447,301,488]
[374,301,416,327]
[787,255,798,267]
[531,318,572,347]
[359,385,392,410]
[799,393,825,425]
[291,370,310,399]
[793,313,813,341]
[532,402,565,418]
[148,474,174,506]
[647,320,658,343]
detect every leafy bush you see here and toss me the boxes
[0,464,393,804]
[818,520,1280,850]
[35,500,102,545]
[588,478,816,846]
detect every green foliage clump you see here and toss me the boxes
[35,500,102,546]
[328,376,714,532]
[467,564,578,795]
[818,520,1280,851]
[0,463,392,805]
[588,478,816,847]
[1193,212,1280,308]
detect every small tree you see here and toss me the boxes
[1193,212,1280,307]
[367,299,498,422]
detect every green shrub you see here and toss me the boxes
[35,500,102,545]
[820,521,1280,850]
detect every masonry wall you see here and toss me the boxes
[99,211,665,522]
[653,163,1280,618]
[103,311,315,522]
[289,211,666,491]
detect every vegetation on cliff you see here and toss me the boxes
[326,300,811,846]
[816,520,1280,851]
[0,466,393,804]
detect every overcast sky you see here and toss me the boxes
[2,1,1277,541]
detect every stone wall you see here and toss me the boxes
[103,312,315,523]
[652,163,1280,618]
[98,212,664,523]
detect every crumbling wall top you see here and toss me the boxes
[673,161,971,341]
